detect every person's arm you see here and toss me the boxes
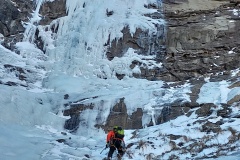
[106,131,113,142]
[106,131,113,148]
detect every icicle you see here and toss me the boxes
[23,0,45,43]
[46,0,165,79]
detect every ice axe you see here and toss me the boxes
[100,146,107,154]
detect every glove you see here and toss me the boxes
[106,142,110,148]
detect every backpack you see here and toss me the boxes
[115,127,124,139]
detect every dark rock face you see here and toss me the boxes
[0,0,32,50]
[161,1,240,82]
[4,64,28,81]
[64,98,143,132]
[201,121,222,133]
[0,0,24,36]
[106,26,166,61]
[163,6,240,82]
[102,98,143,130]
[157,105,191,123]
[39,0,67,25]
[63,103,94,131]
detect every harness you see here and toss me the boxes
[109,135,125,151]
[113,137,123,141]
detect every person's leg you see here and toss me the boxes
[118,148,124,157]
[107,146,116,159]
[115,140,124,157]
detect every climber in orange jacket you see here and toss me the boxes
[106,126,125,159]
